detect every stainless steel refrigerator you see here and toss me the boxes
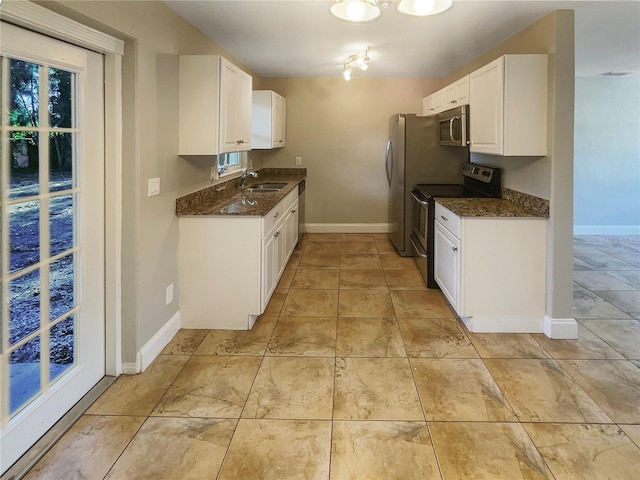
[385,113,468,256]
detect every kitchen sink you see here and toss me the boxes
[244,182,288,192]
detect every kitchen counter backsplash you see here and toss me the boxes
[502,187,549,217]
[176,167,306,216]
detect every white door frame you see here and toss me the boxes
[1,1,125,377]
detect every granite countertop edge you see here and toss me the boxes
[435,197,548,218]
[176,168,306,217]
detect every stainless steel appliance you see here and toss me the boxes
[439,105,469,147]
[411,163,501,287]
[298,179,305,242]
[386,113,468,256]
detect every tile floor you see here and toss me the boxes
[23,234,640,479]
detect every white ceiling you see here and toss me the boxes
[164,0,640,78]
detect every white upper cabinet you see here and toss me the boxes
[252,90,286,149]
[469,54,548,156]
[179,55,252,155]
[423,75,470,116]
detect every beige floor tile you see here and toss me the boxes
[287,250,302,268]
[194,316,277,356]
[23,415,145,480]
[338,289,395,317]
[384,268,427,290]
[468,333,551,359]
[87,355,189,416]
[242,357,334,419]
[298,253,340,269]
[282,289,339,316]
[620,424,640,446]
[523,423,640,480]
[160,329,208,355]
[580,319,640,359]
[105,418,236,479]
[342,233,375,243]
[264,291,286,316]
[291,268,340,289]
[152,355,261,418]
[274,265,295,292]
[333,357,423,420]
[573,270,637,291]
[484,359,612,423]
[267,316,336,356]
[374,238,397,254]
[532,323,625,359]
[339,269,387,289]
[340,253,383,269]
[390,290,455,318]
[305,241,341,255]
[429,422,551,480]
[341,241,378,254]
[336,317,406,357]
[596,290,640,318]
[573,290,632,319]
[558,359,640,423]
[412,358,517,422]
[218,419,331,480]
[331,421,440,480]
[379,253,418,270]
[398,318,478,358]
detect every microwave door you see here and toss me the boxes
[450,116,461,143]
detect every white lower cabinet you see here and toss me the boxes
[179,188,299,330]
[434,202,546,333]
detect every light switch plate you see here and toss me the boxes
[148,177,160,196]
[295,156,302,165]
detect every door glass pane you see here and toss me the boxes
[50,254,74,320]
[50,315,75,382]
[9,268,41,346]
[9,59,39,127]
[9,132,40,199]
[49,132,74,192]
[9,200,40,273]
[48,67,74,129]
[9,336,41,415]
[50,194,74,256]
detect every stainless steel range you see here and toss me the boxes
[411,163,501,288]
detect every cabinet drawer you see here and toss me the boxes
[283,187,298,211]
[262,202,284,235]
[435,202,460,238]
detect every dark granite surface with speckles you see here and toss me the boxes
[436,197,547,218]
[176,168,306,216]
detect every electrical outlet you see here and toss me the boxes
[148,177,160,196]
[165,284,174,305]
[295,156,302,165]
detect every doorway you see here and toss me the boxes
[1,22,106,473]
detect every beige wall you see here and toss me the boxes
[259,77,427,225]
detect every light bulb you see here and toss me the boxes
[413,0,436,15]
[358,62,368,71]
[346,2,366,21]
[343,68,352,81]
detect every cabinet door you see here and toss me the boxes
[432,89,445,114]
[454,75,470,105]
[444,83,457,109]
[275,94,286,147]
[469,57,504,154]
[422,96,434,116]
[219,58,240,153]
[434,221,460,312]
[236,69,253,151]
[262,227,278,311]
[285,199,299,258]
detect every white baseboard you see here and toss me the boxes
[574,225,640,235]
[304,223,390,234]
[125,311,181,374]
[460,314,544,334]
[544,316,578,339]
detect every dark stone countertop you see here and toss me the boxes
[435,197,548,218]
[176,168,306,217]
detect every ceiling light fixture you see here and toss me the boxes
[330,0,453,22]
[342,47,370,80]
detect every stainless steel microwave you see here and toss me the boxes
[439,105,469,147]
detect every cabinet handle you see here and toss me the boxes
[440,215,448,221]
[291,209,296,213]
[274,212,280,218]
[452,246,458,252]
[275,231,280,238]
[451,100,457,104]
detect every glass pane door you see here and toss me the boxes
[1,22,105,474]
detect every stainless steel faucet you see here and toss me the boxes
[240,168,258,187]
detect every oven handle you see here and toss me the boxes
[410,235,428,258]
[411,191,430,206]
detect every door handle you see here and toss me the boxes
[385,139,392,187]
[410,236,427,258]
[411,192,429,206]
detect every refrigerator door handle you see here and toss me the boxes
[385,138,393,187]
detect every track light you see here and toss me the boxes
[330,0,453,22]
[342,47,370,80]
